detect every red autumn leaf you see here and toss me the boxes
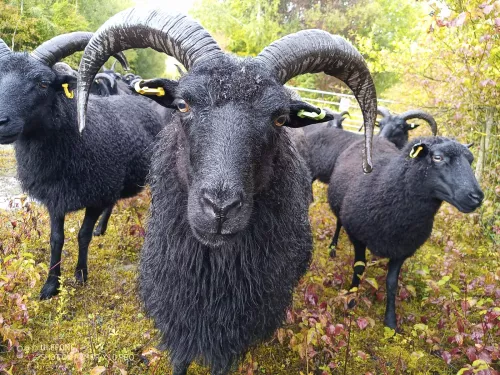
[304,284,318,306]
[466,346,478,362]
[450,12,467,27]
[357,350,368,360]
[356,317,369,330]
[326,324,335,336]
[483,4,494,14]
[442,351,452,364]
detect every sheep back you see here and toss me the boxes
[328,137,441,260]
[15,94,168,216]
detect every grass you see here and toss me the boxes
[0,151,499,375]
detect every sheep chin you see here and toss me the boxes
[190,225,240,248]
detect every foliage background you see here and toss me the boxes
[0,0,167,77]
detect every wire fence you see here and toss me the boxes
[286,85,398,133]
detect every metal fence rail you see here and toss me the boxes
[286,86,398,132]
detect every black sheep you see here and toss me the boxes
[0,33,169,299]
[328,136,483,329]
[76,8,377,374]
[376,106,437,149]
[306,107,438,184]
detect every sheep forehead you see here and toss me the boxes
[0,53,54,80]
[181,57,286,107]
[432,141,473,160]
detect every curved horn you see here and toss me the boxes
[30,32,130,70]
[95,73,116,89]
[377,106,391,118]
[399,109,437,136]
[256,30,377,172]
[31,32,95,66]
[0,38,11,60]
[112,54,130,71]
[77,7,223,132]
[339,110,350,118]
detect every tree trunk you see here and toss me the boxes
[475,107,494,184]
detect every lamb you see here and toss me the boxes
[76,8,377,374]
[328,136,483,329]
[0,32,170,299]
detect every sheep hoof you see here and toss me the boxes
[40,277,60,300]
[329,246,337,258]
[347,298,357,309]
[93,227,106,236]
[74,269,88,284]
[384,319,398,331]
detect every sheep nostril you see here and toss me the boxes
[201,192,243,220]
[220,197,243,217]
[0,117,10,126]
[468,192,483,204]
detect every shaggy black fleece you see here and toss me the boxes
[139,57,313,373]
[15,93,167,216]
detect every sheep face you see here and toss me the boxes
[0,55,76,144]
[409,139,483,213]
[378,116,415,149]
[148,57,328,248]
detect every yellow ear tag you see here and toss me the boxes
[409,146,423,158]
[62,83,74,99]
[134,80,165,97]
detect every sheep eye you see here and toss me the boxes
[432,154,443,162]
[38,81,50,89]
[274,115,287,127]
[175,99,190,113]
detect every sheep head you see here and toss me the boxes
[76,8,378,247]
[405,138,483,213]
[377,107,438,149]
[0,33,128,144]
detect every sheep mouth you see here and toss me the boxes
[0,133,20,144]
[191,226,240,248]
[446,198,481,213]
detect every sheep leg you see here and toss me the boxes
[172,361,190,375]
[93,203,114,236]
[75,207,104,284]
[384,257,405,330]
[329,219,342,258]
[40,212,65,300]
[347,239,366,308]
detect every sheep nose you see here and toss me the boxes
[0,117,9,126]
[201,191,243,223]
[468,191,484,205]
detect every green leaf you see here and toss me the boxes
[365,278,379,290]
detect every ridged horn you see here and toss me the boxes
[399,110,437,136]
[95,73,116,89]
[77,7,223,132]
[30,32,130,70]
[377,106,391,118]
[0,38,11,60]
[256,30,377,172]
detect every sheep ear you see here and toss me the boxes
[132,78,178,108]
[54,74,77,93]
[407,123,420,130]
[409,142,429,159]
[286,100,334,128]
